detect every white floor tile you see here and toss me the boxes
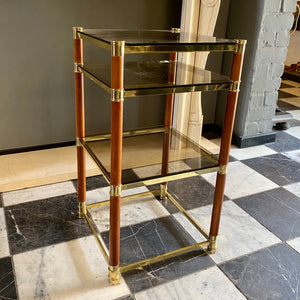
[202,161,279,199]
[285,126,300,139]
[88,187,169,232]
[2,181,76,206]
[174,201,280,264]
[287,109,300,120]
[13,236,130,300]
[283,149,300,163]
[135,266,246,300]
[287,237,300,254]
[229,145,276,160]
[0,208,9,258]
[283,182,300,197]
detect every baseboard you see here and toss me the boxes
[202,123,277,148]
[232,132,276,148]
[0,141,76,156]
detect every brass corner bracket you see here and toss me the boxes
[171,28,181,33]
[110,185,122,197]
[73,27,83,39]
[108,265,120,285]
[76,137,82,147]
[74,63,82,73]
[111,41,125,57]
[235,39,247,54]
[111,89,124,102]
[218,164,227,175]
[229,81,240,92]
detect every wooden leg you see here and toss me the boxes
[109,41,124,285]
[208,41,246,253]
[73,27,86,218]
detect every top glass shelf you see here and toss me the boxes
[76,29,238,53]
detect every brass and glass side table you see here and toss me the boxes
[73,27,246,285]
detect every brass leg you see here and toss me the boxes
[108,265,120,285]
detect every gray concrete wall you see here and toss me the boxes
[0,0,181,151]
[216,0,297,143]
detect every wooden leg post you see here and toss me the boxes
[208,40,246,253]
[108,41,125,285]
[73,27,86,218]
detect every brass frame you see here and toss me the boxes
[82,188,211,275]
[73,26,246,285]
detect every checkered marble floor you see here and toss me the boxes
[1,82,300,300]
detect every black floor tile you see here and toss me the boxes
[72,175,108,191]
[0,256,17,299]
[5,194,91,255]
[101,216,214,293]
[219,243,300,300]
[234,188,300,241]
[148,176,228,214]
[166,176,229,212]
[267,131,300,152]
[242,153,300,186]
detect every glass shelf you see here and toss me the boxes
[77,29,237,53]
[80,127,219,189]
[78,60,232,97]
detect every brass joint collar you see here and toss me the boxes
[218,164,227,175]
[230,81,240,92]
[171,28,181,33]
[76,137,82,147]
[74,63,82,73]
[111,41,125,56]
[110,185,122,197]
[111,89,124,102]
[78,202,87,217]
[235,39,247,54]
[73,27,83,39]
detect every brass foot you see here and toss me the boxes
[108,265,120,285]
[78,202,87,218]
[160,184,167,200]
[208,235,217,254]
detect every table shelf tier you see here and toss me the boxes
[80,127,219,189]
[78,60,232,97]
[77,29,237,53]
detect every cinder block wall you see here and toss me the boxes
[216,0,297,147]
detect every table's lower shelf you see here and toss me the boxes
[80,127,219,189]
[84,188,210,274]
